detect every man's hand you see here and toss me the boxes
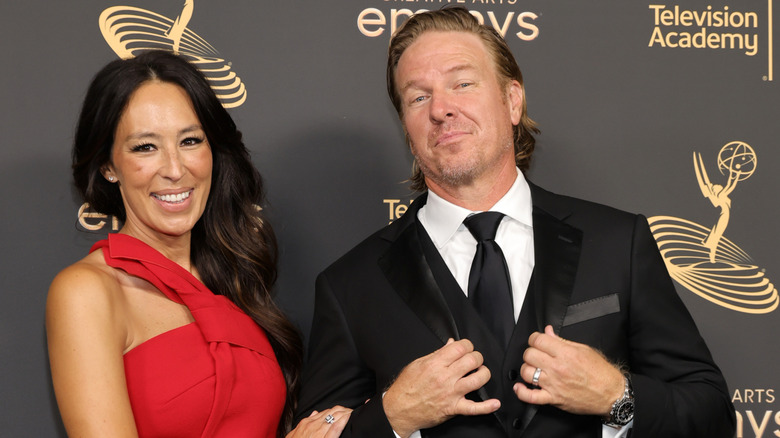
[382,338,500,438]
[514,325,625,416]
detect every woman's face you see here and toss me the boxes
[103,80,212,242]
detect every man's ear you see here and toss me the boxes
[508,80,523,126]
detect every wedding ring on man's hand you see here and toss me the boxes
[532,367,542,385]
[325,414,335,424]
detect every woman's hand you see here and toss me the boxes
[286,406,352,438]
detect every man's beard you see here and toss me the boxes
[415,153,481,188]
[412,137,513,189]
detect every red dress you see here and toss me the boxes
[92,234,286,437]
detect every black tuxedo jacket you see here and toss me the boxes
[296,183,735,437]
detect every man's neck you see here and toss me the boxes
[426,161,518,211]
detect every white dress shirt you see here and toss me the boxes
[418,168,534,320]
[392,168,630,438]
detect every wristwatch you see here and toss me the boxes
[603,375,634,428]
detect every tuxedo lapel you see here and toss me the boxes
[415,219,507,415]
[378,195,502,418]
[504,184,584,357]
[531,206,583,333]
[377,186,585,435]
[526,183,584,333]
[377,194,459,345]
[509,183,583,433]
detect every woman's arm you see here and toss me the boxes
[46,262,138,437]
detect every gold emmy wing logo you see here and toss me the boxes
[99,1,246,108]
[648,142,778,313]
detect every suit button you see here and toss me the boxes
[513,417,522,429]
[508,369,518,381]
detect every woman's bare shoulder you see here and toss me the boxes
[47,249,125,325]
[46,250,138,437]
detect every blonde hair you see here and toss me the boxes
[387,7,539,191]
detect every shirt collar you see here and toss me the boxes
[419,168,533,249]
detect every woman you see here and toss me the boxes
[46,50,349,437]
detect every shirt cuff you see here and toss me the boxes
[602,419,633,438]
[393,431,422,438]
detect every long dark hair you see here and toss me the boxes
[72,50,302,436]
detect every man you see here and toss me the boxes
[297,7,735,438]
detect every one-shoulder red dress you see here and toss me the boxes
[92,233,286,437]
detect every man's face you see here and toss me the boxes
[396,31,522,191]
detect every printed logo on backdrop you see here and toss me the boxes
[99,0,247,107]
[76,203,262,234]
[731,388,778,438]
[357,2,540,41]
[648,2,774,81]
[385,198,415,224]
[77,204,122,233]
[648,141,778,314]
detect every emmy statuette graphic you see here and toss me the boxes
[649,141,777,314]
[99,0,247,108]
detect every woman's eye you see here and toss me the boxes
[182,137,204,146]
[131,143,155,152]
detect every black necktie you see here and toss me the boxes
[463,212,515,348]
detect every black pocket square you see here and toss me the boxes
[562,293,620,326]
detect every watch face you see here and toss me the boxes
[615,399,634,424]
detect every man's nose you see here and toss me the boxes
[429,92,458,122]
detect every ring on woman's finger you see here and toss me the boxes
[325,414,335,424]
[532,367,542,385]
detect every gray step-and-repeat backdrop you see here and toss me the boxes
[1,1,776,436]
